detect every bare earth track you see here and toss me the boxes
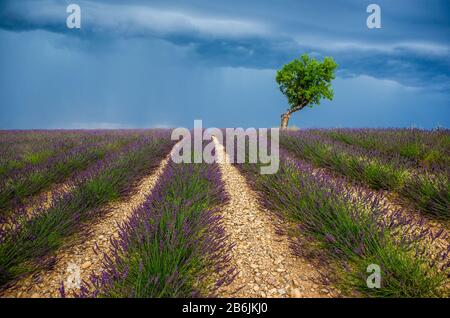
[213,138,336,298]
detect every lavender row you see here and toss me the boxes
[72,159,234,298]
[0,130,162,180]
[0,130,107,179]
[0,130,174,289]
[0,132,141,213]
[316,128,449,172]
[281,131,450,222]
[0,134,155,231]
[236,150,449,297]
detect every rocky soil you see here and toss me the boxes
[213,137,337,298]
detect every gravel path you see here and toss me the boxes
[213,137,335,298]
[0,151,174,298]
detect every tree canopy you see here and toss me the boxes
[276,54,338,112]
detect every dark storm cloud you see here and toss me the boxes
[0,0,449,91]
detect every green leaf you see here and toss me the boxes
[276,54,338,111]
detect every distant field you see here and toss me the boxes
[281,128,450,222]
[0,128,448,298]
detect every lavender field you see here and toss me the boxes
[0,128,449,298]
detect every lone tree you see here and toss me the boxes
[276,54,337,128]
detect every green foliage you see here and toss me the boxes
[238,159,448,297]
[0,141,134,213]
[399,143,422,159]
[276,54,338,110]
[422,150,441,167]
[102,163,223,298]
[281,132,450,221]
[0,139,173,288]
[0,160,24,178]
[281,135,405,191]
[324,129,450,169]
[23,150,54,165]
[401,173,450,221]
[349,243,446,298]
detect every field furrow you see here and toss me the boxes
[0,133,175,289]
[0,132,141,214]
[76,144,233,298]
[237,148,449,297]
[0,137,144,233]
[0,128,448,299]
[0,150,173,298]
[280,131,450,222]
[279,149,450,252]
[213,137,335,298]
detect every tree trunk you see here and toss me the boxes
[280,112,291,129]
[280,103,307,128]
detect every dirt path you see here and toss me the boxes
[0,149,176,298]
[213,137,336,298]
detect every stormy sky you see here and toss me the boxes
[0,0,449,129]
